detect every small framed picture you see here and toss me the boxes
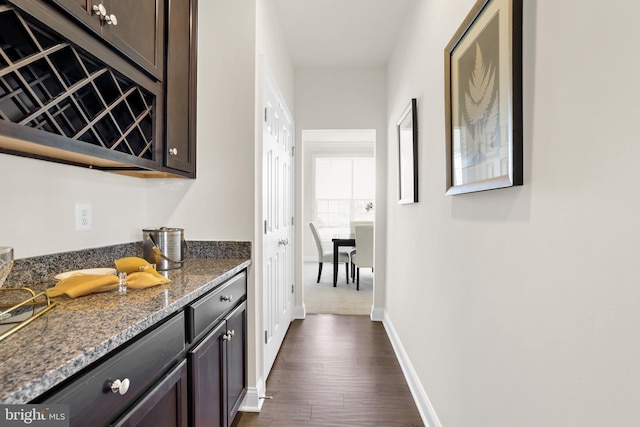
[397,98,418,204]
[444,0,523,195]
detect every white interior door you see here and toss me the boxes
[262,69,294,378]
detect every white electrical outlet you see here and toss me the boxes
[75,203,92,231]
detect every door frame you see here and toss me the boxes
[297,129,377,318]
[260,63,295,380]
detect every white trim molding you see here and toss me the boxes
[370,306,384,321]
[239,376,266,412]
[382,310,442,427]
[294,303,306,319]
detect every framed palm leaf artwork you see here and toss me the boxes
[444,0,522,195]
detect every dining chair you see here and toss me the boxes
[351,224,374,290]
[348,221,373,280]
[309,222,351,284]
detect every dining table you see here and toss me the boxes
[331,237,355,287]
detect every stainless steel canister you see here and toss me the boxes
[142,227,188,270]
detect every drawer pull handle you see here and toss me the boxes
[92,3,106,17]
[105,13,118,26]
[221,295,233,302]
[110,378,130,395]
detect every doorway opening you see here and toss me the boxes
[301,129,375,315]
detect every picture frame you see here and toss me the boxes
[444,0,523,195]
[397,98,418,204]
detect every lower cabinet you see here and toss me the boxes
[112,361,189,427]
[226,302,247,424]
[164,0,198,176]
[38,312,187,426]
[35,270,248,427]
[189,301,247,427]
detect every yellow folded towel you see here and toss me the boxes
[127,271,170,289]
[46,274,119,298]
[115,256,152,274]
[125,272,171,289]
[115,257,169,281]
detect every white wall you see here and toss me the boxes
[386,1,640,426]
[150,0,257,242]
[0,146,153,259]
[294,67,388,313]
[256,3,294,111]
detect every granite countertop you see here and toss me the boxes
[0,243,251,404]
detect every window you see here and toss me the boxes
[314,157,374,240]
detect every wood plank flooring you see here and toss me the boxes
[232,314,424,427]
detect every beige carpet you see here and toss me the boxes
[304,262,373,315]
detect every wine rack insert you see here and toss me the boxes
[0,1,156,163]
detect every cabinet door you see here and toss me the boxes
[226,302,247,425]
[164,0,197,176]
[113,360,189,427]
[103,0,165,79]
[49,0,101,34]
[49,0,163,78]
[189,320,226,427]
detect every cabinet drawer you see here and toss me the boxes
[42,312,185,426]
[187,272,247,342]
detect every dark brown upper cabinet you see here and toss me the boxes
[0,0,197,178]
[164,0,197,177]
[0,0,163,176]
[48,0,165,79]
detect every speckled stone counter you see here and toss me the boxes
[0,241,251,404]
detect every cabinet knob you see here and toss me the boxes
[221,295,233,302]
[227,329,235,337]
[109,378,130,395]
[169,148,178,156]
[223,333,232,341]
[92,3,106,17]
[105,13,118,25]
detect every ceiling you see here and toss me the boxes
[272,0,417,68]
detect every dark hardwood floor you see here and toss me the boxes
[232,314,424,427]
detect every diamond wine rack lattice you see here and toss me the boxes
[0,1,155,161]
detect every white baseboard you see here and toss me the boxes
[382,311,442,427]
[370,306,384,321]
[239,377,266,412]
[294,304,306,319]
